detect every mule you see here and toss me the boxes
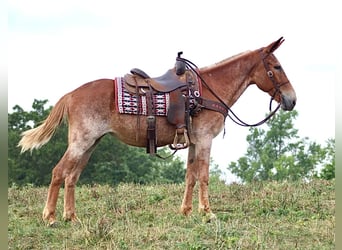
[18,37,296,226]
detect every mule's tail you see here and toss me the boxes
[18,95,68,153]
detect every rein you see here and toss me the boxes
[176,52,284,128]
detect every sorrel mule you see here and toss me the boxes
[18,37,296,226]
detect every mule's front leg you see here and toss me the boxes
[198,173,211,214]
[196,139,218,222]
[181,144,197,215]
[181,140,214,216]
[196,139,212,215]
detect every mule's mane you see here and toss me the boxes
[199,50,252,73]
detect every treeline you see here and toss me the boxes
[8,100,186,187]
[8,99,335,187]
[227,109,335,183]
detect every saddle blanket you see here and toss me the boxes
[115,77,170,116]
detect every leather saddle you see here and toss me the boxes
[122,64,195,153]
[123,68,188,95]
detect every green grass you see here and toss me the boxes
[8,178,335,249]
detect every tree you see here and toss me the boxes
[228,110,334,183]
[8,100,186,186]
[316,138,335,180]
[8,100,68,186]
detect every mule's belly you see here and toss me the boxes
[111,114,176,148]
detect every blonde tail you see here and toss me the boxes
[18,96,68,153]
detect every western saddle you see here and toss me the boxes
[123,52,202,155]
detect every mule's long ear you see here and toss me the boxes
[265,37,285,54]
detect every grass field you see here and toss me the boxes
[8,178,335,249]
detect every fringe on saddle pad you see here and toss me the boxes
[114,77,170,116]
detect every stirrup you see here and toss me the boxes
[170,128,190,150]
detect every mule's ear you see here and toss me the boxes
[265,37,285,54]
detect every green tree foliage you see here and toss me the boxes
[8,100,185,186]
[8,99,67,186]
[228,110,335,183]
[316,138,335,180]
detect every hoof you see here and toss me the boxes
[63,212,80,224]
[63,217,81,226]
[42,208,57,227]
[180,206,192,216]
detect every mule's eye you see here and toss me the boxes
[274,65,282,70]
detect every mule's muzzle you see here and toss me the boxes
[281,93,296,111]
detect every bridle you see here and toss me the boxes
[260,49,290,112]
[177,50,290,127]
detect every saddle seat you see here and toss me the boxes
[124,68,188,94]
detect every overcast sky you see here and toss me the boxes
[8,1,336,182]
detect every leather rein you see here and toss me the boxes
[177,50,289,128]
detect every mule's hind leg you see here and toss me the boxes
[42,149,82,225]
[63,150,92,222]
[43,136,100,225]
[63,138,101,222]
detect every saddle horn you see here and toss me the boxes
[175,51,186,75]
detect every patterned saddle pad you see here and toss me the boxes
[114,77,170,116]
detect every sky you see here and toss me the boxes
[8,1,336,182]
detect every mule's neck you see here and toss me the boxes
[199,50,260,107]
